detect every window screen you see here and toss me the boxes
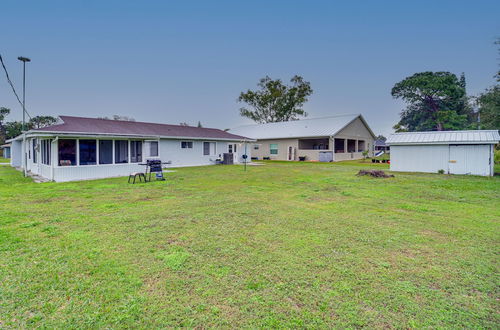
[181,141,193,149]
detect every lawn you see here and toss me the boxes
[0,157,9,163]
[0,162,499,328]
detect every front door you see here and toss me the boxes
[228,143,238,161]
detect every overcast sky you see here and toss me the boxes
[1,0,499,136]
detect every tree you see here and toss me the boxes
[0,107,11,144]
[29,115,57,129]
[391,72,474,131]
[197,121,203,128]
[375,135,386,141]
[238,75,313,123]
[4,121,23,140]
[179,122,189,126]
[477,85,500,129]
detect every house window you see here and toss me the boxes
[32,139,37,163]
[115,140,129,163]
[253,144,259,150]
[181,141,193,149]
[99,140,113,164]
[270,144,278,155]
[41,140,51,165]
[79,140,97,165]
[58,139,77,166]
[149,141,158,157]
[203,142,216,156]
[228,144,237,153]
[130,141,142,163]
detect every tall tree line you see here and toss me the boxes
[392,39,499,132]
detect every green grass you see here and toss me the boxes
[0,162,499,328]
[0,157,9,163]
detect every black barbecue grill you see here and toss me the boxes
[143,159,170,181]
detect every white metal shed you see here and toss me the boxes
[386,130,499,176]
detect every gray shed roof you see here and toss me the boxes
[229,114,375,140]
[387,130,500,145]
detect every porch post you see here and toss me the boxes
[344,139,348,153]
[112,140,115,164]
[76,139,80,166]
[331,137,335,161]
[96,139,100,165]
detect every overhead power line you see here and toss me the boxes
[0,53,32,120]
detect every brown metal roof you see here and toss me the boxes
[32,116,252,140]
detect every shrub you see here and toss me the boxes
[437,169,445,174]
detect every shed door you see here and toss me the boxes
[448,145,491,176]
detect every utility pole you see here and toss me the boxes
[17,56,31,131]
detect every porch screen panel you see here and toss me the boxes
[58,140,76,166]
[99,140,113,164]
[115,140,129,163]
[79,140,97,165]
[41,140,51,165]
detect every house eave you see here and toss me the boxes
[19,130,256,142]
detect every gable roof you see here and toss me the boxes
[229,114,375,140]
[29,116,251,141]
[387,130,500,145]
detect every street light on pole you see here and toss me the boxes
[17,56,31,131]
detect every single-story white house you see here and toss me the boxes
[228,114,376,161]
[387,130,499,176]
[8,116,254,182]
[1,143,11,158]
